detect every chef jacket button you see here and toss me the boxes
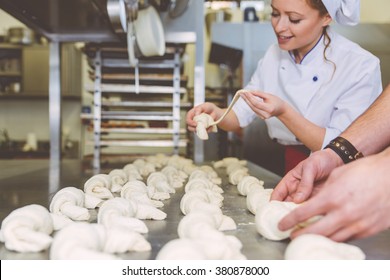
[313,76,318,82]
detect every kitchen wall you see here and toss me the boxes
[0,10,83,157]
[202,0,390,88]
[0,9,26,31]
[361,0,390,23]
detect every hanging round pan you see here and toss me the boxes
[127,5,166,66]
[169,0,190,18]
[107,0,128,33]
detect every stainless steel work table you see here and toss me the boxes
[1,159,389,260]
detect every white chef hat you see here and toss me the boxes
[321,0,360,26]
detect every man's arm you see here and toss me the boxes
[341,84,390,156]
[271,84,390,203]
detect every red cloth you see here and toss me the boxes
[284,145,311,174]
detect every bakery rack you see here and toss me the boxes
[82,43,192,171]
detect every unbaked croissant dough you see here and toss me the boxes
[97,197,148,234]
[122,163,143,181]
[180,188,224,215]
[0,204,53,253]
[237,175,264,196]
[178,211,236,239]
[189,168,222,185]
[156,234,246,260]
[226,162,248,174]
[121,179,169,201]
[133,201,167,220]
[228,168,249,185]
[84,193,105,209]
[51,222,150,259]
[50,223,117,260]
[83,174,114,200]
[184,177,223,194]
[121,181,164,208]
[108,169,128,193]
[104,195,166,221]
[255,200,299,241]
[246,188,273,215]
[193,113,218,140]
[147,172,175,194]
[199,165,221,182]
[133,158,156,177]
[161,166,187,189]
[177,212,217,239]
[104,227,151,254]
[284,234,366,260]
[49,186,90,221]
[50,213,74,231]
[213,157,247,169]
[146,153,169,169]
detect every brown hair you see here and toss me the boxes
[306,0,336,71]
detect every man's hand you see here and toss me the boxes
[271,149,343,203]
[278,148,390,242]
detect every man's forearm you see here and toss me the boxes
[341,84,390,156]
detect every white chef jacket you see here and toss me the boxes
[233,27,382,148]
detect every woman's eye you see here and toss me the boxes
[271,12,280,18]
[290,18,301,24]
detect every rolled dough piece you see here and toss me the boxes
[84,174,114,200]
[161,166,187,189]
[133,158,156,177]
[147,172,175,194]
[237,175,264,196]
[121,181,164,208]
[213,157,247,169]
[104,227,151,253]
[246,188,273,215]
[50,223,118,260]
[228,168,249,185]
[185,177,223,194]
[156,234,246,260]
[97,197,148,233]
[0,204,54,253]
[122,163,143,181]
[285,234,366,260]
[49,186,90,221]
[255,200,299,241]
[108,169,128,193]
[193,113,218,140]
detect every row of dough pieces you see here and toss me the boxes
[156,159,246,259]
[0,155,365,259]
[192,111,366,259]
[0,154,230,259]
[215,157,365,260]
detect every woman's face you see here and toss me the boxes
[271,0,331,61]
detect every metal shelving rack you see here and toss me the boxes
[83,43,191,171]
[0,43,22,94]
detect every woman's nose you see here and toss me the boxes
[273,17,289,33]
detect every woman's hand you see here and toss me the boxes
[240,90,287,119]
[241,89,326,152]
[186,102,223,132]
